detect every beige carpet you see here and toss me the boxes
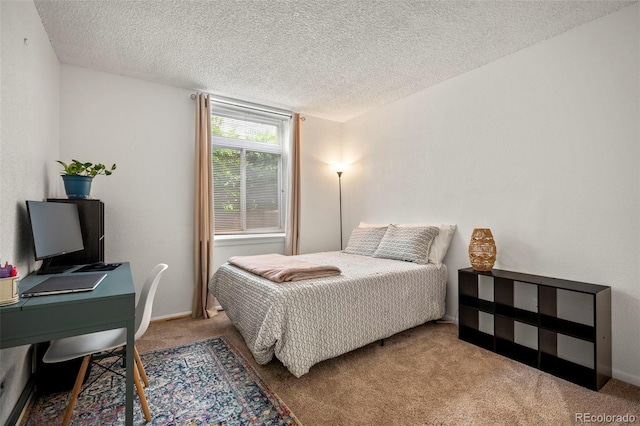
[137,313,640,426]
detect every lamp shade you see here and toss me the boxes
[468,228,497,271]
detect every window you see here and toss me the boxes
[211,99,290,235]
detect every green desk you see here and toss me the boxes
[0,263,136,425]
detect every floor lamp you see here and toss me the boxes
[336,169,343,250]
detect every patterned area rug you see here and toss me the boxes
[22,337,301,425]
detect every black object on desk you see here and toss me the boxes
[74,262,122,273]
[46,199,105,266]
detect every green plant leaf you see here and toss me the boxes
[57,159,117,177]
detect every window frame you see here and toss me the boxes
[210,98,290,236]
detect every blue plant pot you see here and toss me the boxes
[61,175,93,199]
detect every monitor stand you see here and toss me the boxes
[36,258,75,275]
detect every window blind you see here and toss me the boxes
[211,100,289,234]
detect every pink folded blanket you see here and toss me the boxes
[228,253,341,283]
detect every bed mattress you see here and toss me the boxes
[209,251,447,377]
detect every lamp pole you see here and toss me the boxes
[337,171,343,250]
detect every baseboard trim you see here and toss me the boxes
[442,313,457,324]
[613,368,640,388]
[150,311,192,323]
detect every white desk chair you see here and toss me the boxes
[43,263,168,425]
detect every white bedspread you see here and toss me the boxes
[209,251,447,377]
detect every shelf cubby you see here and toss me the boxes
[458,268,611,391]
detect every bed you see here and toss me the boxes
[209,243,449,377]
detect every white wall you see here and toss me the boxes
[60,65,195,318]
[0,1,61,422]
[341,4,639,385]
[298,116,343,254]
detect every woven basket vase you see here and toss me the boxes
[468,228,497,271]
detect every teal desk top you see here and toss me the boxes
[0,262,135,349]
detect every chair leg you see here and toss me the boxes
[134,361,152,422]
[133,346,149,387]
[62,355,91,426]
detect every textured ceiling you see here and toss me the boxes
[34,0,635,122]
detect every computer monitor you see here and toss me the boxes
[26,200,84,274]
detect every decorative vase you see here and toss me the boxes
[61,175,93,199]
[468,228,497,271]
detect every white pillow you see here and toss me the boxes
[361,221,456,265]
[359,221,388,228]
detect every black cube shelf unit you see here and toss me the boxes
[458,267,611,391]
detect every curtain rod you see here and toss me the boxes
[191,93,295,119]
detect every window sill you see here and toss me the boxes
[214,233,285,247]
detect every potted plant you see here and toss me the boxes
[57,160,116,199]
